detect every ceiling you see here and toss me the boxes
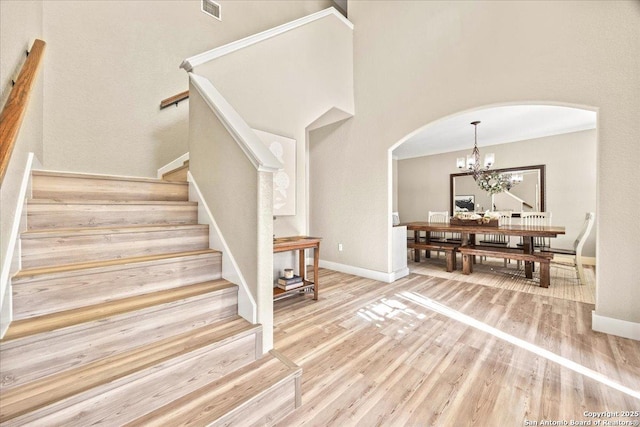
[392,105,597,160]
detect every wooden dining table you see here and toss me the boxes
[402,221,565,284]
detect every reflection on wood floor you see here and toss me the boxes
[274,268,639,426]
[411,254,596,304]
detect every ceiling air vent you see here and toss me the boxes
[201,0,221,21]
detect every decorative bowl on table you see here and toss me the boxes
[451,212,500,227]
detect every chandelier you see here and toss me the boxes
[456,121,522,194]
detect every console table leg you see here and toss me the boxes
[299,249,305,282]
[313,247,320,300]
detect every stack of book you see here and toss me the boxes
[277,275,304,290]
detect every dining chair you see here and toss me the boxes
[479,211,513,266]
[479,211,512,246]
[447,211,475,243]
[394,212,416,261]
[427,211,449,258]
[428,211,449,241]
[541,212,595,284]
[517,211,552,269]
[519,211,553,249]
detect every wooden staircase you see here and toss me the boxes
[0,170,301,426]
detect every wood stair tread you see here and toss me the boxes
[28,198,197,206]
[124,350,300,427]
[32,170,188,186]
[13,249,220,282]
[2,280,235,341]
[2,167,300,425]
[2,292,239,393]
[0,316,260,423]
[20,223,208,239]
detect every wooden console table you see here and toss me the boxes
[273,236,321,301]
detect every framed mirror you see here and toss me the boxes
[450,165,545,218]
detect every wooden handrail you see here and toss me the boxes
[0,39,46,184]
[160,90,189,109]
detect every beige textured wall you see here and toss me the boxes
[310,1,640,325]
[396,130,597,256]
[0,0,44,170]
[193,13,354,241]
[188,86,262,334]
[40,0,332,177]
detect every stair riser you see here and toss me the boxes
[32,174,188,202]
[1,289,240,393]
[2,170,292,426]
[27,203,197,230]
[124,353,300,427]
[162,164,188,182]
[4,332,258,426]
[214,375,299,427]
[21,227,210,269]
[13,253,222,320]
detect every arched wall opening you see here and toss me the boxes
[388,101,598,301]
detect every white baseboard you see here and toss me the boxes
[554,254,596,266]
[592,311,640,341]
[318,259,409,283]
[157,153,189,179]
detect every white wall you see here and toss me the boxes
[397,130,597,256]
[310,1,640,334]
[40,0,332,177]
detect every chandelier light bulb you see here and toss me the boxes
[484,153,495,167]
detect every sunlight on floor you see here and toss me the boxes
[357,298,428,330]
[392,291,640,401]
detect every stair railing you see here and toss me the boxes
[187,73,280,354]
[181,7,353,353]
[160,90,189,110]
[0,39,46,184]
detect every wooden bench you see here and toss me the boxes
[458,245,554,288]
[408,241,459,272]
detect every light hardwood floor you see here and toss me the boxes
[274,268,639,426]
[410,255,596,304]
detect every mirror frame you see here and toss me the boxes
[450,164,546,218]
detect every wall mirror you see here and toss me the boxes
[450,165,545,218]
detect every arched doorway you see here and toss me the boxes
[389,103,597,303]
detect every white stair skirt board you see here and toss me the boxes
[1,153,41,338]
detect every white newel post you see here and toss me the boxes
[256,171,275,353]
